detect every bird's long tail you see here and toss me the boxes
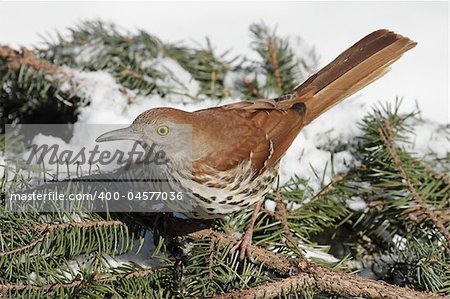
[279,29,417,124]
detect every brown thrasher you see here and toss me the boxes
[97,29,416,260]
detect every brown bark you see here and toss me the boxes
[0,46,57,73]
[187,229,446,299]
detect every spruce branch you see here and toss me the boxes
[0,46,57,74]
[3,219,125,237]
[186,229,446,299]
[164,40,233,99]
[378,119,450,255]
[0,44,135,97]
[2,21,448,298]
[272,191,302,254]
[0,279,83,294]
[267,36,283,90]
[185,229,306,276]
[414,157,450,186]
[0,233,48,258]
[0,267,160,297]
[213,273,315,299]
[248,23,318,96]
[311,169,360,201]
[0,45,82,131]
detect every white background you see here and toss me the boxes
[1,1,448,123]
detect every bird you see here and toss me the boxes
[96,29,416,260]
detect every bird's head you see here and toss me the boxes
[96,108,193,161]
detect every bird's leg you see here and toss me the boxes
[230,202,261,262]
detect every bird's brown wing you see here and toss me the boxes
[228,100,307,169]
[192,101,306,177]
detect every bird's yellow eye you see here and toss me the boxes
[156,125,169,136]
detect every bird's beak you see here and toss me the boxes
[96,126,143,142]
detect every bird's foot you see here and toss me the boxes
[230,202,261,262]
[230,228,254,262]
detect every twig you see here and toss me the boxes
[0,220,124,257]
[32,219,124,231]
[210,70,217,96]
[0,46,57,73]
[273,191,302,255]
[186,229,306,276]
[120,68,145,80]
[0,233,49,257]
[3,219,124,237]
[309,166,365,203]
[208,239,216,279]
[0,268,156,296]
[187,229,446,299]
[415,157,450,185]
[267,37,283,90]
[0,45,138,103]
[213,273,314,299]
[378,120,450,255]
[106,268,156,281]
[0,279,83,294]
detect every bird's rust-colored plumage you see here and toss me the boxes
[97,29,416,260]
[99,29,416,217]
[187,29,417,180]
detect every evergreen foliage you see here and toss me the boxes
[0,62,81,133]
[0,21,448,298]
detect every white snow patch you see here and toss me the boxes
[0,156,5,179]
[399,119,449,162]
[264,199,277,212]
[346,197,368,212]
[301,245,340,263]
[279,97,366,191]
[153,56,200,96]
[392,234,407,250]
[108,231,162,268]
